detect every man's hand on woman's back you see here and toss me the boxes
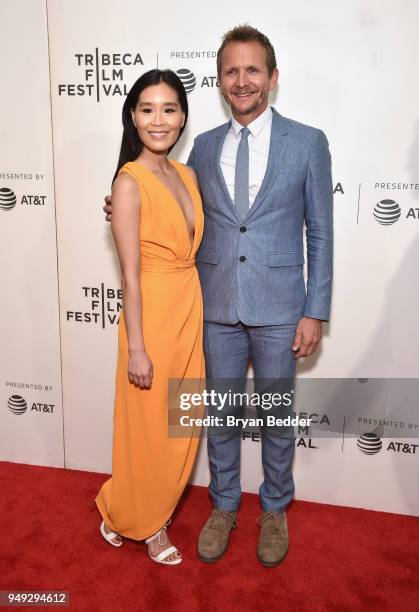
[103,195,112,221]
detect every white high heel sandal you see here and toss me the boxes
[145,522,182,565]
[99,520,123,547]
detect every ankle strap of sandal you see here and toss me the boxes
[145,519,171,545]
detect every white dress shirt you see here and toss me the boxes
[220,105,272,208]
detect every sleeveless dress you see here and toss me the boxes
[95,160,205,540]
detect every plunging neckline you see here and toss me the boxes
[131,159,196,252]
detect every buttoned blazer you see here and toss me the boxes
[187,107,333,325]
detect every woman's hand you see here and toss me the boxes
[128,349,153,388]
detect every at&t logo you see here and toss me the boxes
[373,199,401,225]
[7,395,55,415]
[8,395,27,415]
[176,69,196,94]
[357,432,382,454]
[372,197,419,225]
[175,68,219,94]
[357,433,418,455]
[0,188,17,211]
[0,186,46,211]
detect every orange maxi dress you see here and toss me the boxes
[95,160,205,540]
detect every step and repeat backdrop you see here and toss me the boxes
[1,0,418,516]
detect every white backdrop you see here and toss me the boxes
[0,0,63,466]
[1,0,419,516]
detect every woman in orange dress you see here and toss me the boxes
[95,69,204,565]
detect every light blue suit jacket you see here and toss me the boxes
[187,107,333,325]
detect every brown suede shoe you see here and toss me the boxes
[257,511,289,567]
[197,509,237,563]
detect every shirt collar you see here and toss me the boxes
[230,105,273,137]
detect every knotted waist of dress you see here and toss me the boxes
[140,255,196,274]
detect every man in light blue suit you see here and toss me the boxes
[187,25,333,567]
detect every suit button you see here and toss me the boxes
[240,226,247,233]
[239,255,246,262]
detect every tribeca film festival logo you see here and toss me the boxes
[66,284,122,328]
[357,433,418,455]
[58,50,145,102]
[372,181,419,225]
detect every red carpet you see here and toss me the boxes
[0,460,418,612]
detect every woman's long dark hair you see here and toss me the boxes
[112,69,188,184]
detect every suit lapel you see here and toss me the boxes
[244,108,289,222]
[211,121,241,221]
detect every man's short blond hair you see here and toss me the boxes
[217,24,277,77]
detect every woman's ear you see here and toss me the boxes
[131,109,136,128]
[181,112,185,128]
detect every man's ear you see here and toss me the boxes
[269,67,279,91]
